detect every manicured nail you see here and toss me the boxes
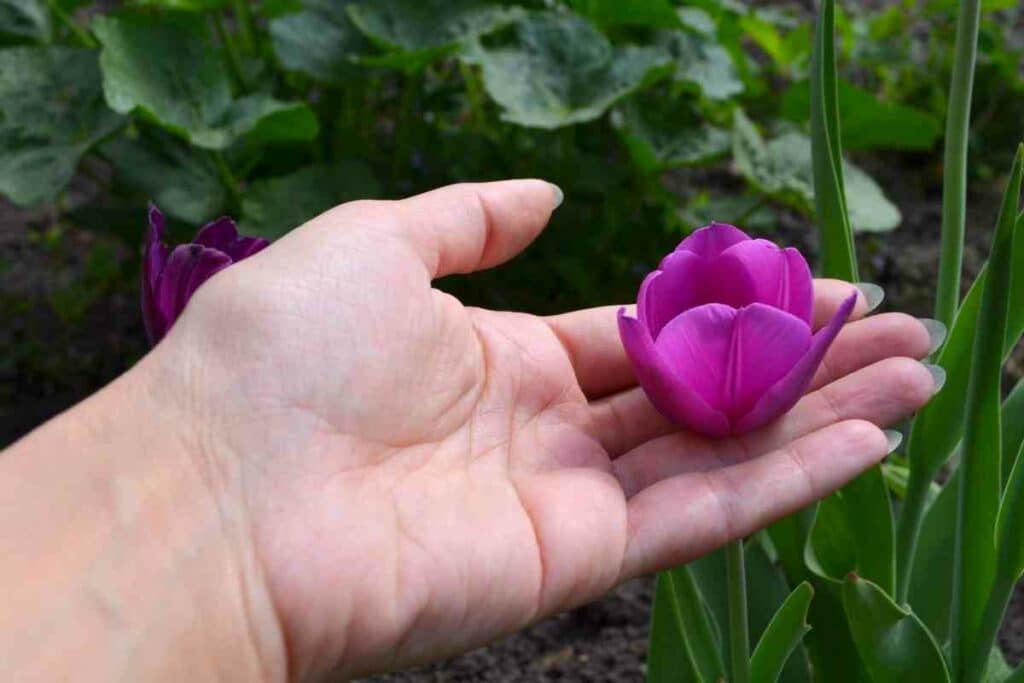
[884,429,903,453]
[550,183,564,209]
[854,282,885,313]
[922,362,946,393]
[918,318,947,354]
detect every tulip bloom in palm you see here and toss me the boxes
[142,205,268,345]
[619,223,855,437]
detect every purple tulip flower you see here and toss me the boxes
[618,222,856,437]
[142,205,268,345]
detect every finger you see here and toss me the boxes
[611,356,936,497]
[545,305,637,399]
[588,314,932,457]
[619,420,892,579]
[814,279,878,329]
[388,180,561,278]
[547,280,879,404]
[809,312,934,391]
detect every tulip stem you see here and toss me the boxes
[934,0,981,328]
[725,539,750,683]
[894,464,932,603]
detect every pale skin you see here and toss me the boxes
[0,180,940,681]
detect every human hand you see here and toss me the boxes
[148,180,940,680]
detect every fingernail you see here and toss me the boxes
[550,183,564,209]
[922,362,946,393]
[918,318,947,354]
[884,429,903,453]
[854,282,885,313]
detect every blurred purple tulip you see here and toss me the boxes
[142,205,268,345]
[619,222,855,437]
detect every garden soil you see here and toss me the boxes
[3,157,1024,680]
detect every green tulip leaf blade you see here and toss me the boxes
[842,574,950,683]
[750,582,814,683]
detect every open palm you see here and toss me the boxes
[163,181,937,680]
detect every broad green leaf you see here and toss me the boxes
[612,98,729,173]
[952,145,1023,678]
[657,28,743,101]
[0,0,51,43]
[804,581,869,683]
[94,13,317,150]
[782,80,940,151]
[101,130,227,225]
[766,508,814,587]
[647,573,701,683]
[750,582,813,683]
[733,111,900,234]
[566,0,681,29]
[241,160,381,238]
[647,567,726,683]
[738,13,811,71]
[270,0,370,84]
[804,466,895,594]
[129,0,229,8]
[996,375,1024,578]
[842,575,950,682]
[809,0,856,280]
[0,47,124,206]
[462,12,671,129]
[347,0,523,72]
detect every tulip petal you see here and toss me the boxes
[640,251,757,338]
[672,222,751,259]
[142,205,170,344]
[736,293,857,434]
[619,309,731,437]
[654,303,738,411]
[194,217,270,261]
[715,240,815,325]
[155,244,232,339]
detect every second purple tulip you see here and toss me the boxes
[619,222,856,438]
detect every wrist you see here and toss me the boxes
[0,345,287,681]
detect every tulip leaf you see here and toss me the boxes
[907,470,958,643]
[1003,379,1024,479]
[612,98,730,173]
[566,0,682,29]
[347,0,523,72]
[269,0,371,85]
[101,129,227,225]
[657,27,744,101]
[0,46,124,207]
[750,582,813,683]
[809,0,857,280]
[805,466,895,594]
[733,111,900,234]
[647,567,725,683]
[461,12,672,130]
[996,397,1024,580]
[94,13,318,150]
[240,160,381,239]
[842,574,950,683]
[0,0,51,43]
[951,145,1023,677]
[781,80,941,152]
[907,208,1024,480]
[688,542,813,683]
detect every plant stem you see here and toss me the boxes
[725,539,750,683]
[934,0,981,328]
[231,0,256,54]
[213,13,248,91]
[47,0,97,48]
[212,152,242,215]
[962,571,1015,683]
[894,463,932,603]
